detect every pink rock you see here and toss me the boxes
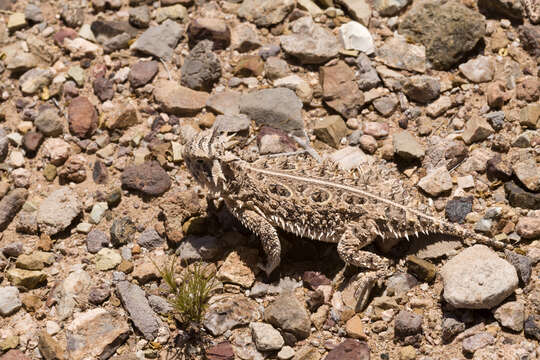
[68,96,98,139]
[361,121,389,138]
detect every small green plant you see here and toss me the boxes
[153,256,217,324]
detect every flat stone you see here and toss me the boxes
[116,281,160,340]
[505,181,540,210]
[440,245,518,309]
[324,339,370,360]
[493,301,525,331]
[217,247,258,288]
[0,350,32,360]
[403,75,440,104]
[137,228,163,249]
[7,268,46,289]
[459,56,495,83]
[313,115,348,148]
[462,116,494,145]
[3,42,41,73]
[280,16,341,64]
[462,332,495,355]
[250,322,284,351]
[19,68,53,95]
[336,0,371,26]
[129,60,159,88]
[68,96,98,139]
[181,40,221,91]
[231,23,261,52]
[320,61,364,118]
[130,19,184,60]
[445,196,473,224]
[418,166,452,197]
[66,308,130,360]
[393,131,425,161]
[338,21,374,54]
[206,90,242,115]
[37,188,82,235]
[0,189,28,232]
[0,286,22,317]
[398,0,486,70]
[38,330,64,360]
[207,342,235,360]
[240,88,303,133]
[373,94,398,117]
[121,161,171,196]
[264,293,311,339]
[86,229,110,254]
[516,216,540,240]
[154,80,209,116]
[377,37,426,73]
[129,5,150,28]
[505,250,532,285]
[95,248,122,271]
[203,294,260,336]
[187,17,231,50]
[513,158,539,192]
[237,0,295,27]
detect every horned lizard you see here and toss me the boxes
[183,128,506,276]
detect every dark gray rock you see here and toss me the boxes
[240,88,303,133]
[0,128,9,162]
[0,189,28,232]
[505,250,532,285]
[524,316,540,341]
[88,284,111,305]
[148,295,173,315]
[442,316,465,343]
[445,196,473,224]
[505,181,540,210]
[356,53,380,90]
[398,0,486,70]
[35,108,63,137]
[130,19,184,60]
[394,310,423,338]
[180,40,221,92]
[116,281,160,340]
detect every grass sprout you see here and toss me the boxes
[153,256,217,325]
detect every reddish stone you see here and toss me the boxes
[0,350,32,360]
[68,96,98,139]
[206,342,234,360]
[303,271,331,290]
[129,60,159,88]
[324,339,370,360]
[93,76,114,101]
[23,131,44,155]
[54,27,77,45]
[121,161,171,196]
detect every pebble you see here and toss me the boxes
[130,19,183,60]
[116,281,160,340]
[203,294,260,336]
[237,0,295,27]
[504,250,532,285]
[68,96,98,139]
[459,56,495,83]
[154,79,209,116]
[338,21,374,54]
[181,40,221,91]
[37,188,82,235]
[95,248,122,271]
[324,338,370,360]
[110,217,136,247]
[393,131,425,161]
[403,75,440,104]
[461,116,494,145]
[0,189,28,232]
[494,301,525,331]
[0,286,22,317]
[377,37,426,73]
[513,158,539,192]
[440,245,518,309]
[121,161,171,196]
[250,322,284,351]
[264,293,311,339]
[418,166,452,197]
[462,332,495,355]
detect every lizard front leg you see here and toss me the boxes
[238,210,281,277]
[337,223,390,270]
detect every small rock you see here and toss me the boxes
[231,23,261,52]
[93,76,114,101]
[524,316,540,341]
[461,116,494,145]
[137,228,163,249]
[516,216,540,240]
[155,4,187,23]
[324,338,370,360]
[0,189,28,232]
[129,60,158,88]
[206,342,235,360]
[493,301,525,331]
[130,19,184,60]
[105,103,140,129]
[395,310,423,339]
[154,80,209,116]
[418,166,452,197]
[445,196,473,224]
[129,5,150,28]
[35,108,63,137]
[373,0,409,16]
[37,188,82,235]
[234,55,264,77]
[403,75,440,104]
[86,229,110,254]
[88,285,111,305]
[38,330,64,360]
[345,315,367,339]
[237,0,295,27]
[95,248,122,271]
[19,68,53,95]
[320,61,364,118]
[187,17,231,50]
[240,88,303,132]
[116,281,160,340]
[280,16,340,64]
[110,217,136,247]
[181,40,221,91]
[459,56,495,83]
[216,247,258,288]
[7,268,47,289]
[376,37,426,73]
[250,322,284,351]
[58,154,87,184]
[440,245,518,309]
[513,158,539,192]
[462,332,495,355]
[442,317,465,342]
[203,294,260,336]
[406,255,437,282]
[121,161,171,196]
[313,116,347,148]
[0,286,22,317]
[338,21,374,54]
[68,96,98,139]
[505,250,532,285]
[264,293,311,339]
[393,131,425,161]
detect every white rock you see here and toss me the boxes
[250,322,284,351]
[417,166,452,197]
[46,320,61,335]
[440,245,518,309]
[89,202,108,224]
[7,150,25,168]
[0,286,22,316]
[493,301,525,331]
[37,188,82,235]
[339,21,374,54]
[64,37,102,58]
[457,175,475,189]
[277,346,295,360]
[459,56,495,83]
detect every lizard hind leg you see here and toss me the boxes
[337,224,390,270]
[240,210,281,277]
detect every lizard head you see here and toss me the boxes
[183,128,236,191]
